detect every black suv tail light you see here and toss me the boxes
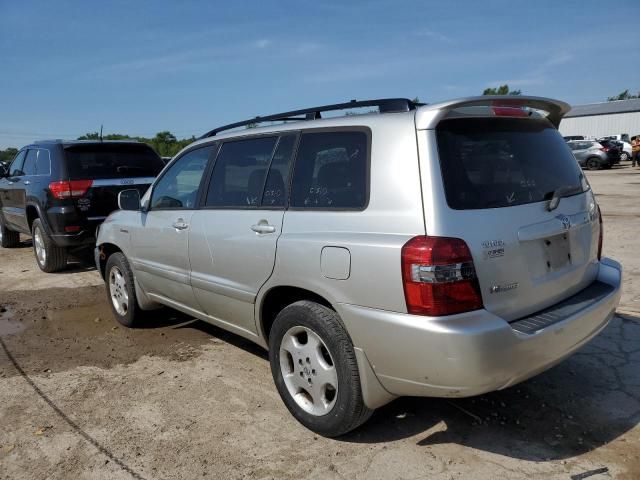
[48,180,93,199]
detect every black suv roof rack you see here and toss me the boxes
[201,98,422,138]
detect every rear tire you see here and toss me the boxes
[32,219,67,272]
[0,218,20,248]
[586,157,601,171]
[269,300,373,437]
[620,152,630,162]
[105,252,141,327]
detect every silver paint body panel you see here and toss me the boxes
[97,96,622,409]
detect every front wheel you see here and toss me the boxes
[269,301,373,437]
[105,252,141,327]
[32,219,67,272]
[586,157,601,171]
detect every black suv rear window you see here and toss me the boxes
[436,118,587,210]
[64,144,164,180]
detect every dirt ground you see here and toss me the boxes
[1,164,639,480]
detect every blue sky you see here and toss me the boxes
[1,0,639,148]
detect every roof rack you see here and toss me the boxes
[200,98,423,138]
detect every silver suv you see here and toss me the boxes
[95,96,622,437]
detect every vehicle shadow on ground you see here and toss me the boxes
[341,313,640,462]
[174,319,268,360]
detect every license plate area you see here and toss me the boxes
[543,233,571,271]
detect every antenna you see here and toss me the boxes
[99,124,103,142]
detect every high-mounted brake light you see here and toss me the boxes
[401,236,483,316]
[48,180,93,199]
[491,106,529,117]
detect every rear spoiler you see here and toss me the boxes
[415,95,571,130]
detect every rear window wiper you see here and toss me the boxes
[546,185,584,211]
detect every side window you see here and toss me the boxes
[22,150,38,176]
[290,131,368,209]
[9,150,27,176]
[151,145,213,210]
[262,134,296,208]
[205,136,278,208]
[35,149,51,175]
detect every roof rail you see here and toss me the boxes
[200,98,423,138]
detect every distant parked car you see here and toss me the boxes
[567,140,612,170]
[0,140,165,272]
[563,135,586,141]
[595,139,622,165]
[599,137,632,161]
[0,161,8,176]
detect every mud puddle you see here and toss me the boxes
[0,285,236,376]
[0,306,26,336]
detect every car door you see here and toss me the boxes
[188,134,296,334]
[130,145,214,309]
[0,150,27,231]
[570,142,589,164]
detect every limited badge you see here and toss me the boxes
[490,282,519,294]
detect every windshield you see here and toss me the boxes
[64,144,164,180]
[436,117,587,210]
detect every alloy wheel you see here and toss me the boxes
[279,326,338,416]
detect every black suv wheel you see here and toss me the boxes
[0,218,20,248]
[32,219,68,272]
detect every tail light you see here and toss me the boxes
[599,147,609,152]
[597,206,603,260]
[401,236,483,316]
[48,180,93,199]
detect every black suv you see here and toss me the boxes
[0,140,164,272]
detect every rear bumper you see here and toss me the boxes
[337,257,622,400]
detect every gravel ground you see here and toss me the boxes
[0,163,639,480]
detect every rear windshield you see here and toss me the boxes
[436,118,587,210]
[64,144,164,180]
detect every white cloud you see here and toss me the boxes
[254,39,271,49]
[414,29,452,43]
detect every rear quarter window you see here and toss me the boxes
[290,130,369,209]
[64,144,164,180]
[436,118,586,210]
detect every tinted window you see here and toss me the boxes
[9,151,26,176]
[290,131,368,209]
[205,136,278,207]
[262,134,296,208]
[151,146,213,209]
[436,118,587,210]
[64,144,164,180]
[23,150,37,176]
[35,149,51,175]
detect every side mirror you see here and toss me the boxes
[118,189,141,211]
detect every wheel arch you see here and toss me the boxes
[97,242,122,279]
[258,285,335,343]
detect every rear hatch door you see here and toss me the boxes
[63,143,165,219]
[426,113,600,321]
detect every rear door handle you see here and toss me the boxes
[251,223,276,234]
[172,219,189,230]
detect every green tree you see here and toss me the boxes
[0,147,18,163]
[482,84,521,96]
[606,89,639,101]
[77,131,196,158]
